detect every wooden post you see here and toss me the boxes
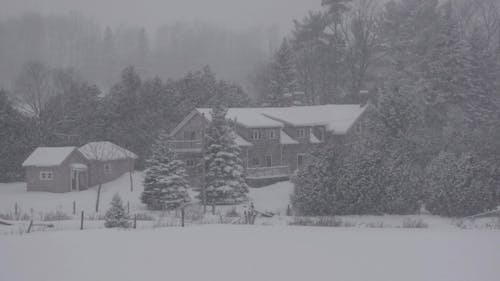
[127,201,130,214]
[80,211,84,230]
[181,206,185,227]
[73,201,76,215]
[212,203,215,215]
[201,113,207,214]
[27,220,33,233]
[133,214,137,229]
[129,167,134,192]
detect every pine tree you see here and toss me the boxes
[204,102,248,205]
[104,193,130,228]
[267,39,298,106]
[141,132,191,210]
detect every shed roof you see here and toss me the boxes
[79,142,138,161]
[22,147,78,167]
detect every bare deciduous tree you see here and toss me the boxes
[14,61,54,118]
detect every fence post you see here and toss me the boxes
[80,211,84,230]
[127,201,130,214]
[181,206,185,227]
[27,220,33,233]
[212,203,215,215]
[133,214,137,229]
[73,201,76,215]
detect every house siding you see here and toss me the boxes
[88,158,134,187]
[26,150,89,193]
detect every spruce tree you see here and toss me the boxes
[267,39,298,106]
[141,132,191,210]
[104,193,130,228]
[204,102,248,205]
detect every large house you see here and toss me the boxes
[169,104,369,186]
[22,141,137,193]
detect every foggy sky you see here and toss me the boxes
[1,0,320,33]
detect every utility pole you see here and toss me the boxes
[201,113,207,213]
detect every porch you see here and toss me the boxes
[246,165,290,179]
[168,140,203,152]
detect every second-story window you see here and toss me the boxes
[268,129,278,139]
[297,128,306,138]
[251,129,261,140]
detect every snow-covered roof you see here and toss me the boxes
[79,142,138,161]
[233,133,253,147]
[196,104,368,133]
[22,147,78,167]
[196,108,284,128]
[280,130,299,145]
[309,132,322,144]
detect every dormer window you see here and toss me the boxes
[297,128,306,138]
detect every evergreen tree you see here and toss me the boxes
[104,193,130,228]
[141,132,190,210]
[266,39,298,106]
[204,101,248,204]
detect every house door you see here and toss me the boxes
[265,155,272,167]
[71,170,79,191]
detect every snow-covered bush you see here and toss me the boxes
[104,193,130,228]
[141,131,191,210]
[204,102,248,205]
[424,152,497,217]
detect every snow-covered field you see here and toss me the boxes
[1,225,499,281]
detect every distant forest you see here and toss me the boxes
[0,12,280,95]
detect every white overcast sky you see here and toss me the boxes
[1,0,320,33]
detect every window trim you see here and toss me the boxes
[251,129,261,140]
[40,171,53,181]
[297,153,306,168]
[268,129,278,139]
[265,155,272,167]
[297,128,306,138]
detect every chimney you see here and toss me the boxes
[359,90,370,107]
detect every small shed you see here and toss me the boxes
[79,141,137,187]
[22,147,89,193]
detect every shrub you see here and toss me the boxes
[289,216,355,227]
[424,152,497,217]
[402,218,428,228]
[104,194,130,228]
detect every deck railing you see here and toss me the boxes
[168,140,203,151]
[246,165,290,179]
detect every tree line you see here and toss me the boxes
[0,64,252,182]
[291,0,500,217]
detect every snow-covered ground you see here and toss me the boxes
[0,173,293,216]
[1,225,499,281]
[0,172,147,215]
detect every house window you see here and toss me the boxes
[186,159,195,167]
[104,163,112,174]
[297,154,305,168]
[317,127,325,141]
[251,157,260,166]
[297,128,306,138]
[250,129,262,140]
[184,131,196,140]
[265,155,272,167]
[268,129,278,139]
[40,171,53,181]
